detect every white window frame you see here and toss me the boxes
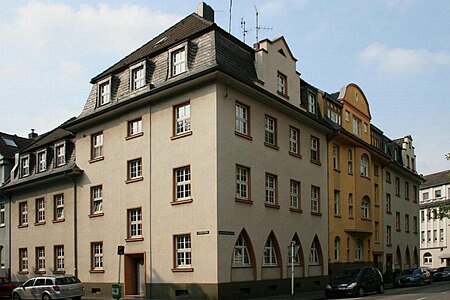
[360,154,369,177]
[289,127,299,154]
[37,149,47,172]
[348,149,353,174]
[310,136,319,162]
[91,242,103,270]
[334,237,340,261]
[98,77,111,106]
[19,248,28,272]
[91,186,103,215]
[128,158,142,180]
[175,234,192,268]
[440,229,444,242]
[55,245,64,272]
[362,198,370,219]
[36,198,45,223]
[128,118,143,137]
[308,93,316,114]
[353,116,361,136]
[36,247,45,271]
[175,166,191,201]
[290,180,300,209]
[130,61,146,90]
[311,186,320,213]
[54,194,64,220]
[264,116,276,146]
[19,202,28,226]
[333,144,339,170]
[263,237,277,266]
[128,208,142,238]
[236,165,249,200]
[265,173,276,205]
[277,71,287,95]
[334,190,340,216]
[233,234,251,267]
[235,103,249,135]
[20,155,30,177]
[55,141,66,166]
[309,242,319,265]
[175,102,191,135]
[170,44,187,76]
[0,203,5,227]
[91,132,103,159]
[355,240,363,260]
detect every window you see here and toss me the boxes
[413,216,418,234]
[413,185,418,203]
[264,115,277,147]
[37,150,46,172]
[355,239,363,260]
[395,177,400,196]
[405,214,410,232]
[345,110,350,122]
[35,198,45,223]
[311,186,320,214]
[348,193,354,218]
[334,237,340,261]
[434,229,438,242]
[54,246,64,272]
[128,208,142,239]
[265,173,277,205]
[233,234,251,267]
[128,118,143,137]
[36,247,45,272]
[20,155,30,177]
[130,63,145,90]
[91,186,103,215]
[55,142,65,166]
[19,248,28,273]
[236,165,250,201]
[171,47,187,76]
[91,242,103,271]
[364,123,368,133]
[235,103,249,136]
[290,180,300,210]
[396,212,401,231]
[411,157,415,171]
[289,126,300,155]
[421,231,425,243]
[327,107,341,124]
[361,197,370,219]
[374,165,379,176]
[360,154,369,177]
[263,237,278,266]
[435,190,442,198]
[19,202,28,226]
[174,234,191,269]
[347,149,353,174]
[333,190,340,216]
[423,252,432,264]
[375,222,379,242]
[128,158,143,180]
[386,171,391,183]
[174,166,191,201]
[421,210,425,222]
[174,102,191,136]
[386,193,392,213]
[310,136,320,163]
[277,71,287,96]
[333,144,340,170]
[428,230,431,242]
[98,79,111,106]
[307,93,316,114]
[352,117,361,136]
[440,229,444,242]
[374,184,379,205]
[91,132,103,160]
[0,203,4,226]
[386,226,392,245]
[309,241,319,265]
[405,181,409,199]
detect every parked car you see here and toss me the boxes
[393,267,432,287]
[432,266,450,281]
[0,276,15,297]
[325,266,384,298]
[12,275,84,300]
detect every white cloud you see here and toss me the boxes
[359,42,450,75]
[0,1,180,55]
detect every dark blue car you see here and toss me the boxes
[393,268,432,287]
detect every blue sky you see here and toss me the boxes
[0,0,449,175]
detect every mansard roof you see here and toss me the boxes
[0,132,32,158]
[21,127,74,153]
[421,170,450,189]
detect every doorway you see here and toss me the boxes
[124,253,145,296]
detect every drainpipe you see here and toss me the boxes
[0,190,11,280]
[65,172,79,277]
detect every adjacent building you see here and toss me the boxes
[420,170,450,268]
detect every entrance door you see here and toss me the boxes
[124,253,145,296]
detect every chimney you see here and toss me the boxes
[28,129,38,140]
[197,2,214,22]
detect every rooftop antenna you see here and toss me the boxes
[240,18,251,43]
[229,0,233,33]
[254,6,272,43]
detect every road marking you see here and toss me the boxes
[416,297,427,300]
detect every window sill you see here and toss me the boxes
[171,198,193,206]
[171,131,193,140]
[387,211,392,215]
[405,230,410,233]
[18,224,28,228]
[361,217,371,221]
[34,271,46,274]
[310,160,321,166]
[34,221,46,226]
[235,198,253,205]
[172,268,194,273]
[125,132,144,140]
[126,237,144,243]
[374,204,380,207]
[277,91,289,99]
[386,244,392,247]
[264,142,279,150]
[89,269,105,274]
[0,224,5,228]
[311,212,322,216]
[265,203,280,209]
[290,208,302,213]
[89,156,104,164]
[89,213,104,218]
[334,168,341,173]
[396,229,401,232]
[348,172,353,176]
[52,270,65,274]
[232,266,253,269]
[125,177,143,184]
[52,219,65,223]
[334,215,342,218]
[262,265,280,268]
[18,271,29,275]
[360,175,371,180]
[289,152,302,159]
[235,131,253,141]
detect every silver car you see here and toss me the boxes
[12,275,84,300]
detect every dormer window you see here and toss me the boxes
[130,62,146,90]
[37,150,47,172]
[55,142,66,167]
[2,137,17,147]
[277,71,287,96]
[308,93,316,114]
[98,78,111,106]
[20,155,30,177]
[170,45,187,76]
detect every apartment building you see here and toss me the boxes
[0,132,31,277]
[420,170,450,268]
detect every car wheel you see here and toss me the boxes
[12,293,21,300]
[357,287,364,297]
[42,294,52,300]
[377,284,384,294]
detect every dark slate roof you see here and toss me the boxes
[421,170,450,188]
[0,132,32,158]
[21,128,74,153]
[330,92,340,100]
[91,13,214,83]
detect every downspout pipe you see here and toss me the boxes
[0,190,11,280]
[65,171,80,278]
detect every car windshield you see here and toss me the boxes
[334,269,360,279]
[400,269,415,275]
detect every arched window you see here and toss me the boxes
[263,236,278,266]
[361,197,370,219]
[232,234,251,267]
[423,252,432,265]
[309,241,319,265]
[334,237,340,262]
[355,239,363,260]
[360,154,369,177]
